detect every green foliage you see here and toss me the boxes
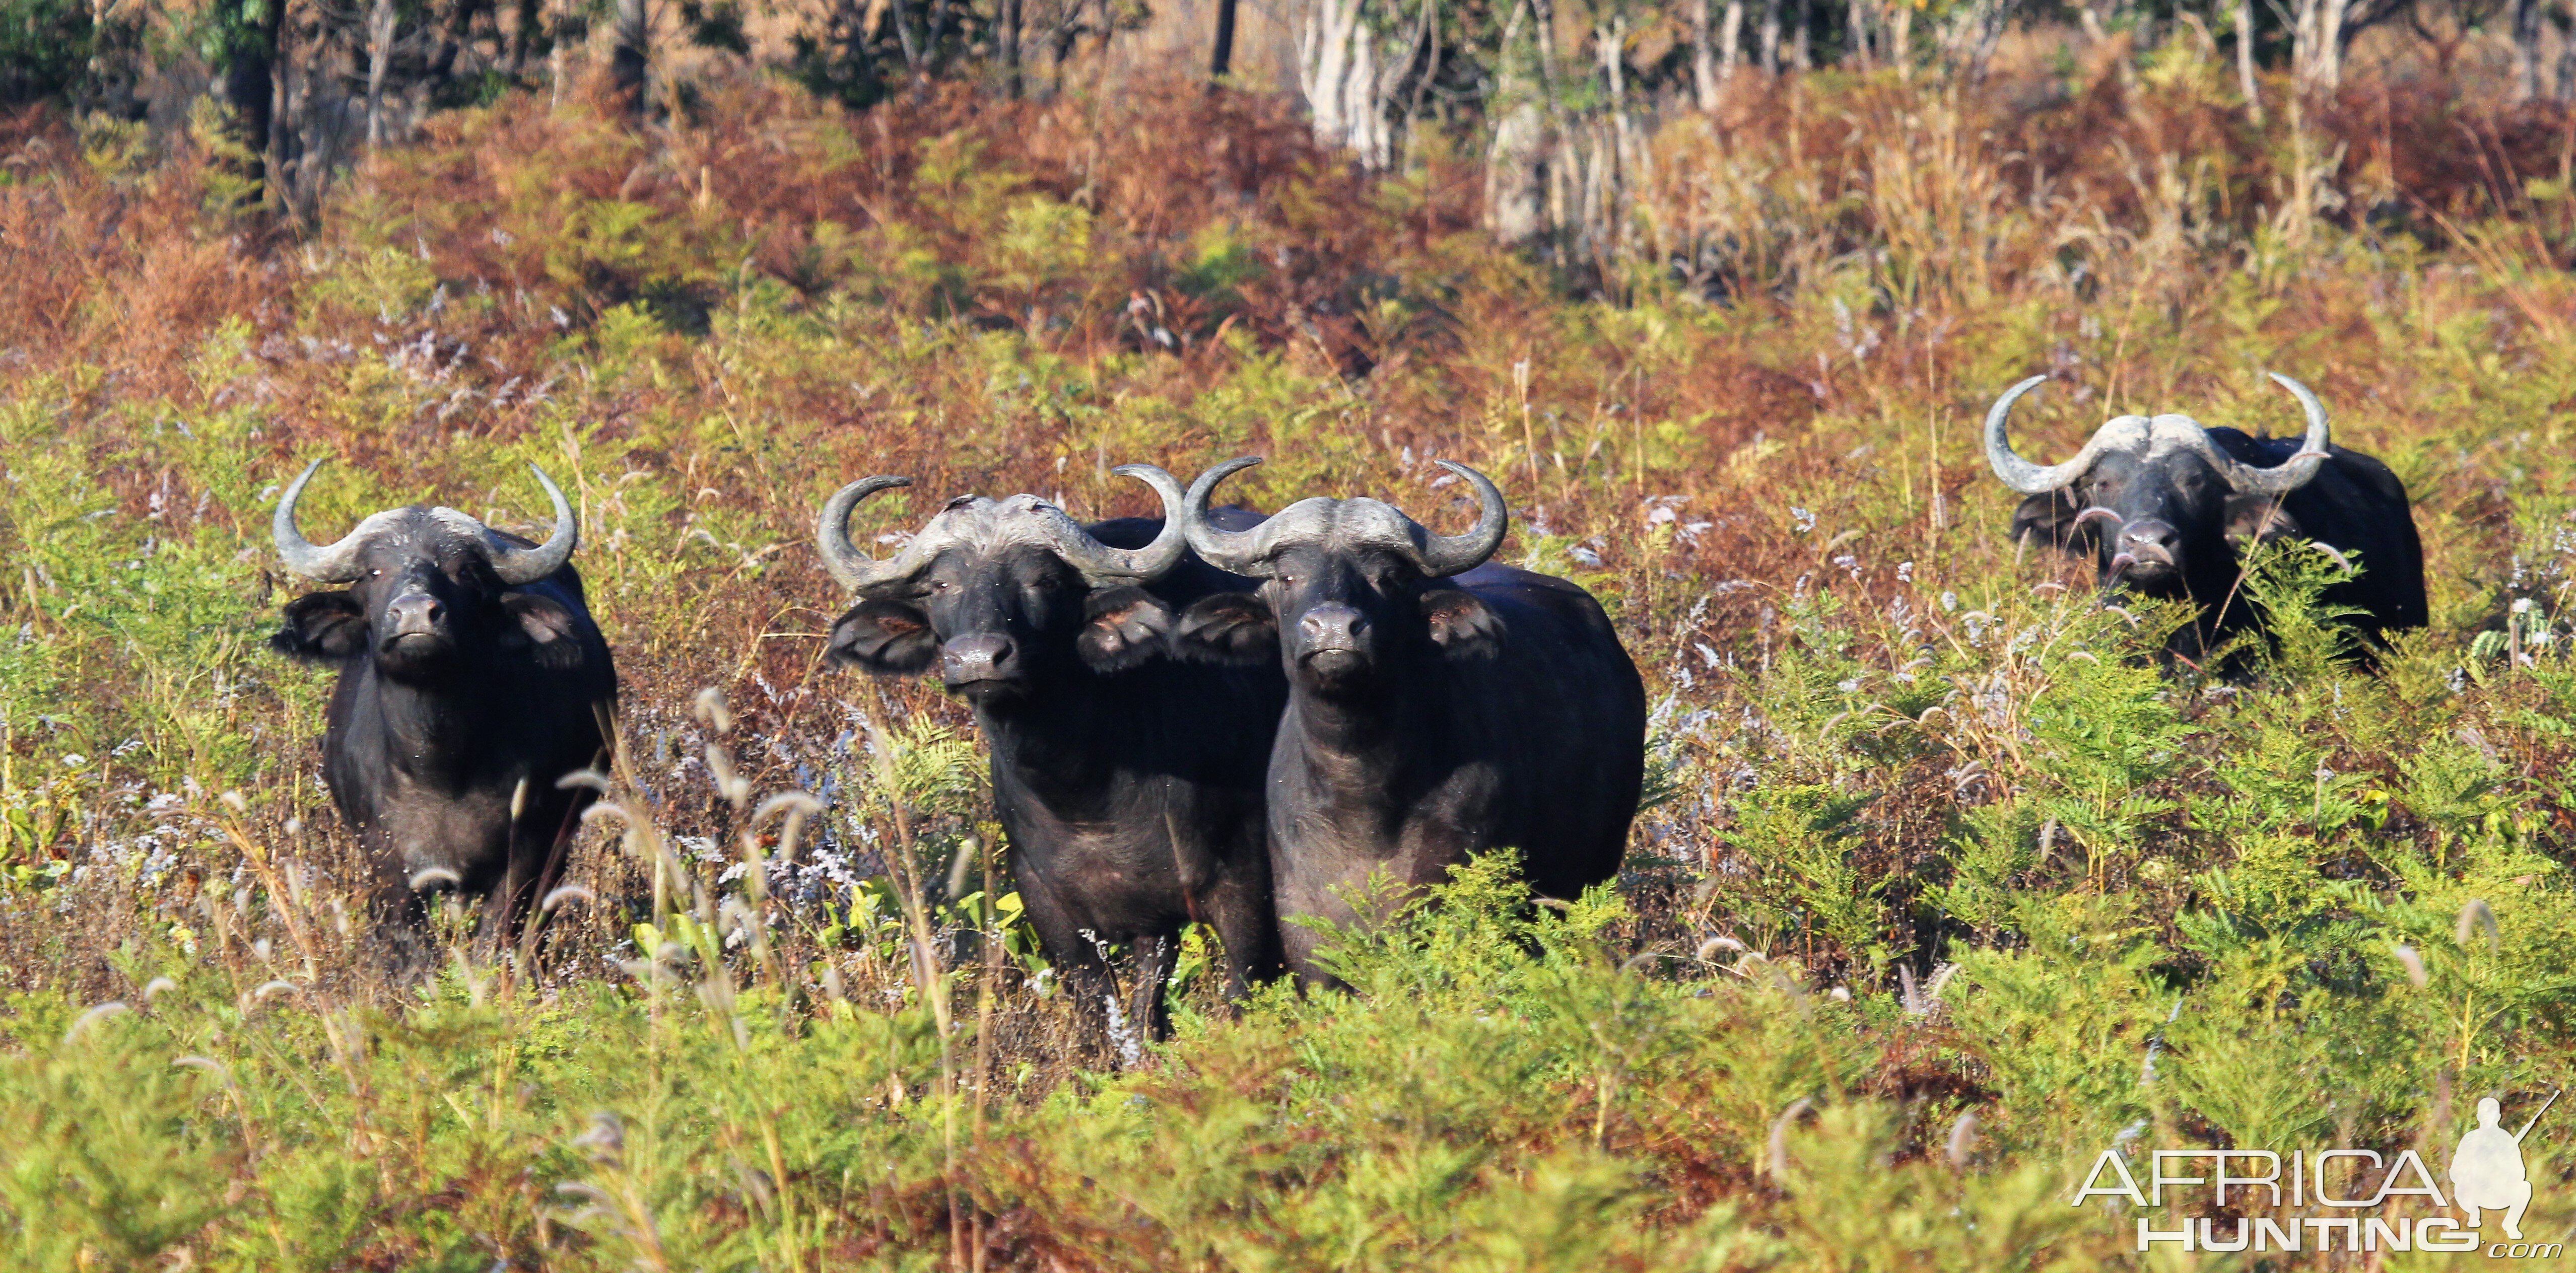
[0,0,90,105]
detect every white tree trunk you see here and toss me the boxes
[366,0,395,149]
[1482,0,1548,245]
[1719,0,1745,83]
[2234,0,2263,122]
[1485,103,1547,244]
[1690,0,1719,108]
[2288,0,2348,92]
[1300,0,1392,167]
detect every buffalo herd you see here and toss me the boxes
[263,371,2422,1034]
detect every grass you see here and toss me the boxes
[3,51,2576,1269]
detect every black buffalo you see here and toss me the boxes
[818,466,1287,1048]
[266,460,617,935]
[1988,373,2427,661]
[1171,458,1646,985]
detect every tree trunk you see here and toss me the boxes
[1719,0,1745,82]
[1396,0,1437,160]
[2235,0,2263,122]
[2514,0,2544,101]
[1792,0,1811,67]
[1690,0,1719,107]
[1885,0,1909,72]
[1845,0,1869,64]
[365,0,396,148]
[223,0,279,198]
[508,0,537,77]
[2288,0,2348,92]
[612,0,650,117]
[1948,0,2010,83]
[1594,16,1638,269]
[1211,0,1238,79]
[1299,0,1390,166]
[1758,0,1781,72]
[2558,9,2576,101]
[1482,0,1547,245]
[999,0,1022,95]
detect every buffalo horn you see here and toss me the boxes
[1182,457,1509,579]
[484,464,579,585]
[272,458,368,583]
[1180,457,1276,575]
[274,460,578,585]
[1983,375,2112,495]
[815,475,927,591]
[1029,464,1190,581]
[2220,373,2333,496]
[1414,460,1509,577]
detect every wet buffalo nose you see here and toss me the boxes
[941,634,1017,683]
[2119,521,2178,555]
[387,594,443,634]
[1297,604,1368,651]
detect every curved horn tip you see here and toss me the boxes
[1415,459,1509,576]
[1184,456,1266,506]
[815,475,919,592]
[1062,463,1188,580]
[1178,457,1272,574]
[486,462,580,584]
[1983,374,2091,496]
[273,456,367,582]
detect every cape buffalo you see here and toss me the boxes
[1171,458,1646,986]
[818,466,1286,1049]
[267,460,617,936]
[1987,373,2427,662]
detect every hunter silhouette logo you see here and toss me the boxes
[2453,1091,2556,1241]
[2075,1090,2564,1257]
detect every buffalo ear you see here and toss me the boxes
[1077,585,1175,673]
[1172,593,1278,665]
[2010,490,2094,556]
[829,597,939,676]
[1421,589,1504,658]
[501,593,591,672]
[2222,493,2304,548]
[271,592,369,662]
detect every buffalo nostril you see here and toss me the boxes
[1298,607,1366,646]
[389,595,442,632]
[941,635,1016,680]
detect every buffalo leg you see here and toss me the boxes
[1012,869,1121,1067]
[1125,932,1177,1045]
[476,847,542,959]
[1202,866,1282,1005]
